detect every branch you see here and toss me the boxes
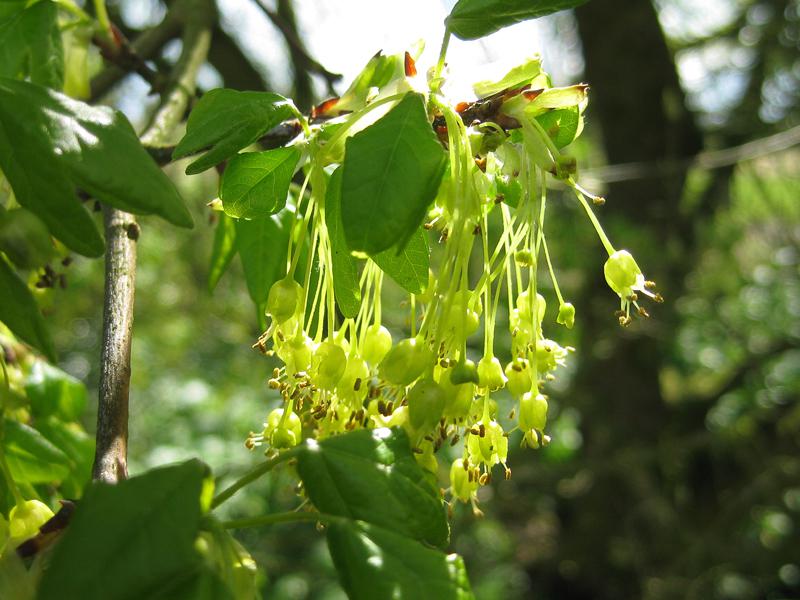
[254,0,341,96]
[92,0,214,484]
[89,8,182,102]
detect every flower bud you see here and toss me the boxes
[362,324,392,365]
[450,359,479,385]
[407,378,446,433]
[557,302,575,329]
[264,408,302,449]
[477,356,506,391]
[336,356,370,405]
[312,341,347,390]
[604,250,642,297]
[504,358,532,399]
[9,499,54,546]
[379,337,433,386]
[267,277,303,324]
[519,392,547,432]
[450,458,478,502]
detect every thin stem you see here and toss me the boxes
[572,186,615,255]
[223,509,323,530]
[92,0,113,41]
[431,28,451,94]
[211,448,298,509]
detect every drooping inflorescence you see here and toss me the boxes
[243,50,661,511]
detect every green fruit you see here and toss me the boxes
[379,337,433,386]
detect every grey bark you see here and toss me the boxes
[92,0,214,483]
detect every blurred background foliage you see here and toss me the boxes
[25,0,800,598]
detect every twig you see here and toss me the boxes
[92,0,214,484]
[254,0,341,96]
[89,9,182,102]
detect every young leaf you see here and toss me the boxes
[535,106,582,149]
[371,228,429,295]
[473,57,543,99]
[0,79,193,255]
[219,147,300,219]
[341,93,446,255]
[37,460,213,600]
[25,360,88,421]
[325,167,361,318]
[446,0,590,40]
[173,89,298,175]
[235,209,293,306]
[2,419,70,484]
[295,427,449,549]
[327,521,474,600]
[0,255,55,361]
[0,0,63,88]
[208,213,238,292]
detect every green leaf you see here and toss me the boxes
[295,427,449,549]
[0,0,63,88]
[535,106,581,149]
[325,167,361,318]
[0,254,55,361]
[327,520,474,600]
[173,89,298,175]
[0,82,102,257]
[372,228,429,294]
[0,207,55,270]
[220,147,300,219]
[37,460,213,600]
[235,209,293,306]
[341,93,446,255]
[473,57,543,98]
[2,418,69,484]
[0,79,193,256]
[446,0,590,40]
[35,417,94,499]
[336,52,403,112]
[208,213,238,292]
[25,360,88,421]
